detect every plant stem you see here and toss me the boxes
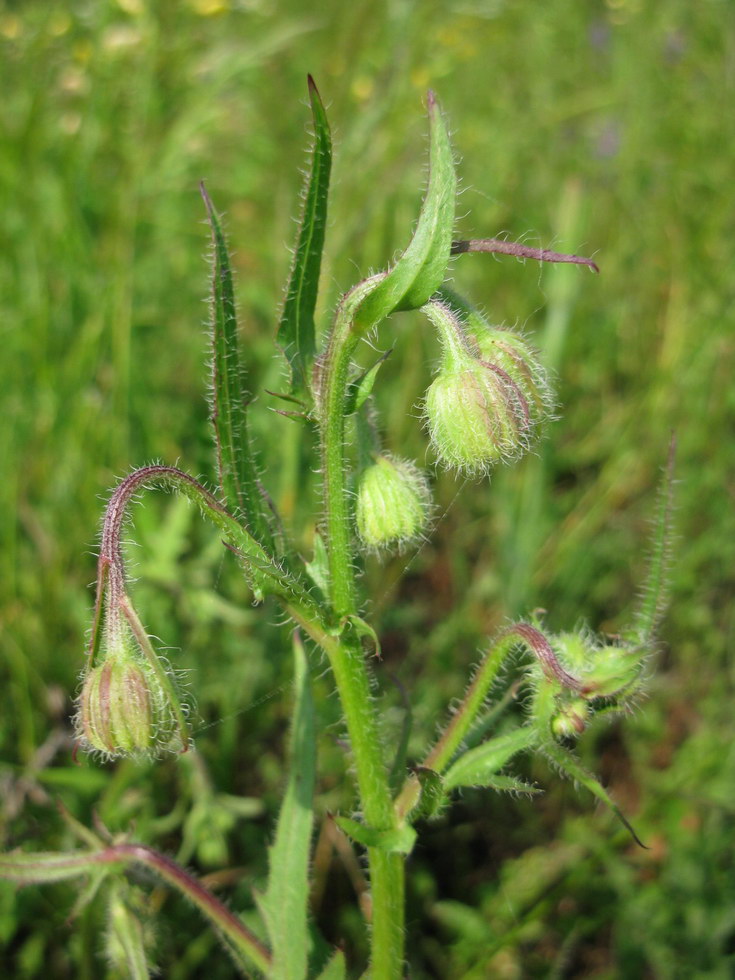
[288,607,404,977]
[313,273,405,976]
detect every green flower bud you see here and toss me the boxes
[551,631,644,702]
[77,618,182,759]
[423,299,543,474]
[355,455,431,550]
[468,318,554,422]
[551,698,590,738]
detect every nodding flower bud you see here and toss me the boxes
[77,609,185,759]
[465,312,554,423]
[551,631,645,703]
[423,299,547,474]
[355,455,431,550]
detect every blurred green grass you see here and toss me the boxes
[1,0,733,976]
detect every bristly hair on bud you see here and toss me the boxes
[355,454,432,552]
[422,297,551,474]
[75,610,188,760]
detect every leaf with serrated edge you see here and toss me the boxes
[257,633,316,980]
[277,75,332,395]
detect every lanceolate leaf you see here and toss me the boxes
[314,949,346,980]
[200,183,272,546]
[277,75,332,395]
[258,633,316,980]
[355,91,456,332]
[444,727,538,791]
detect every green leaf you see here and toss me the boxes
[304,531,330,595]
[355,92,456,332]
[258,632,316,980]
[277,75,332,395]
[200,183,272,546]
[343,348,393,415]
[480,774,541,795]
[314,949,346,980]
[444,727,538,790]
[344,614,381,659]
[334,816,416,856]
[412,766,447,820]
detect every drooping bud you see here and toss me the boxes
[355,455,431,550]
[551,630,645,703]
[77,607,185,759]
[423,299,538,473]
[466,314,554,422]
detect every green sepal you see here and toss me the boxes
[334,816,417,856]
[344,348,393,415]
[257,633,316,980]
[314,950,346,980]
[411,766,447,820]
[277,75,332,396]
[444,727,538,791]
[200,184,273,547]
[354,92,456,332]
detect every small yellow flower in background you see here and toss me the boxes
[189,0,230,15]
[0,14,22,40]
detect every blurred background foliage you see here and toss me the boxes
[1,0,733,976]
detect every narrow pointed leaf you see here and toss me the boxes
[343,348,393,415]
[258,633,316,980]
[411,766,446,820]
[277,75,332,395]
[315,950,346,980]
[480,774,541,795]
[355,92,456,332]
[200,183,272,545]
[444,727,538,790]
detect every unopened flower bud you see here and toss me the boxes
[77,616,182,758]
[551,698,590,738]
[552,631,644,702]
[467,314,554,422]
[423,300,541,473]
[356,455,431,549]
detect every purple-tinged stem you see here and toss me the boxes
[451,238,599,273]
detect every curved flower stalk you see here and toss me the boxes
[77,465,324,759]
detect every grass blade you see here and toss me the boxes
[277,75,332,395]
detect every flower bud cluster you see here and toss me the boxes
[355,454,431,550]
[423,299,553,474]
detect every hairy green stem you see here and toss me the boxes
[313,273,405,976]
